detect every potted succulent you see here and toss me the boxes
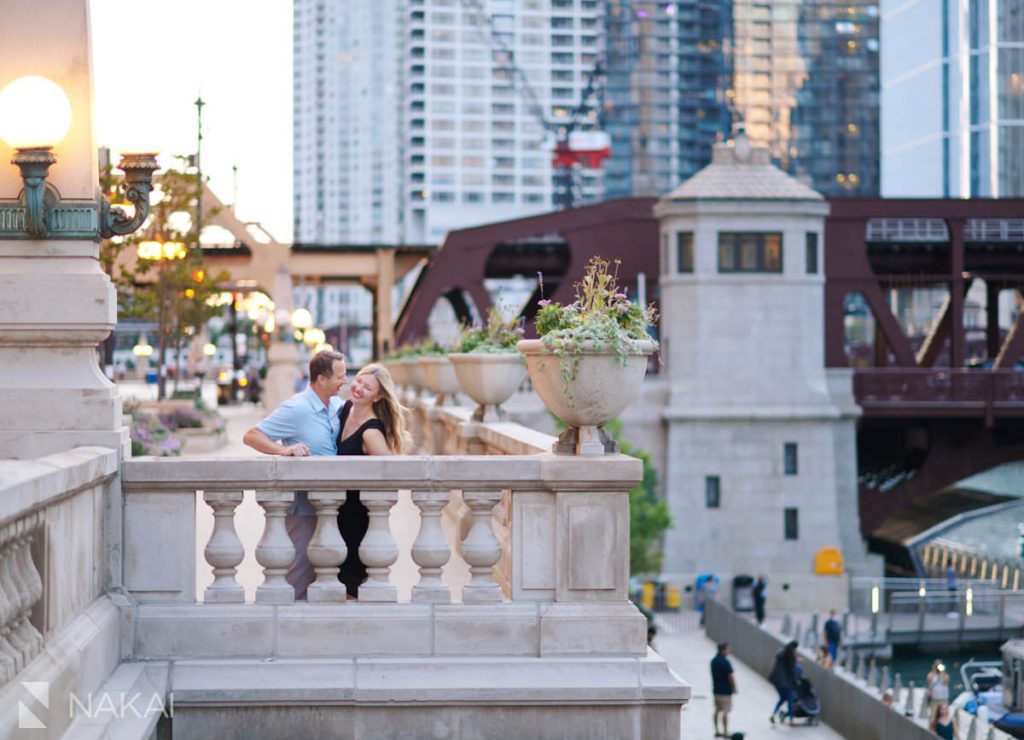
[449,304,527,422]
[416,339,461,406]
[517,256,658,455]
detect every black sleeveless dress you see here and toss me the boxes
[336,401,381,597]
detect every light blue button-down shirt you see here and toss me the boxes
[257,385,342,514]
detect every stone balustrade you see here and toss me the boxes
[120,452,648,661]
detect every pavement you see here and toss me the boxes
[654,611,845,740]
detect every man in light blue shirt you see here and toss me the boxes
[243,349,346,598]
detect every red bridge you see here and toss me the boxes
[397,197,1024,566]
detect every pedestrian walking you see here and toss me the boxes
[752,574,768,627]
[769,640,799,725]
[823,609,842,663]
[711,642,736,738]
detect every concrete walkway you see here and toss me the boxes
[654,610,846,740]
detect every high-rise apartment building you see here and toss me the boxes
[294,0,606,245]
[881,0,1024,197]
[602,0,879,198]
[294,1,881,245]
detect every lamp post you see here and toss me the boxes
[138,240,186,401]
[0,56,159,458]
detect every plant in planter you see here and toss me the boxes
[517,256,658,455]
[449,304,527,422]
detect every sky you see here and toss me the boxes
[90,0,294,243]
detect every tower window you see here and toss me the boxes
[677,232,694,273]
[784,443,798,475]
[718,232,783,273]
[784,508,799,540]
[705,476,721,508]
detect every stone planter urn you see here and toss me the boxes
[517,338,656,455]
[382,359,408,390]
[395,357,425,396]
[448,352,527,422]
[417,355,460,405]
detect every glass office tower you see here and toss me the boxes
[603,0,880,198]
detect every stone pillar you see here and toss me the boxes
[0,0,127,459]
[411,490,452,603]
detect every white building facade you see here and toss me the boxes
[654,137,870,610]
[881,0,1024,197]
[293,0,605,245]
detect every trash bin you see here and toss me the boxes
[732,574,755,612]
[666,586,681,611]
[145,371,158,384]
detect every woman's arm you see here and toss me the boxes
[362,428,392,455]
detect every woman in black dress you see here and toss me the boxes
[337,363,407,597]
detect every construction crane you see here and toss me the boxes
[460,0,611,210]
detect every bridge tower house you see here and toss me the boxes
[654,134,873,610]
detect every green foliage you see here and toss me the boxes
[459,303,524,353]
[535,256,658,349]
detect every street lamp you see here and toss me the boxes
[0,76,158,240]
[138,240,187,400]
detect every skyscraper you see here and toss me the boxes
[294,0,881,247]
[602,0,879,198]
[881,0,1024,197]
[294,0,606,245]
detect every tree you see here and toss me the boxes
[101,163,228,397]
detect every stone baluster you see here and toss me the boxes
[904,680,915,715]
[411,491,452,603]
[358,491,400,603]
[966,713,977,740]
[306,493,347,603]
[893,672,902,705]
[12,517,44,657]
[859,654,870,682]
[986,725,996,740]
[781,613,791,636]
[255,492,296,604]
[868,658,877,688]
[0,527,21,681]
[461,491,503,604]
[880,665,890,693]
[793,622,802,646]
[203,492,245,603]
[0,524,32,666]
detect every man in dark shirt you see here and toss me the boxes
[711,642,736,738]
[823,609,842,663]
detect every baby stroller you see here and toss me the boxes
[791,675,821,725]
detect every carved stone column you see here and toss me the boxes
[461,490,503,604]
[202,492,245,603]
[255,492,296,604]
[306,492,347,603]
[358,491,399,602]
[411,491,452,603]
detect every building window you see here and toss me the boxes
[718,232,783,273]
[705,476,720,508]
[805,233,818,274]
[677,232,694,273]
[784,508,798,540]
[784,443,798,475]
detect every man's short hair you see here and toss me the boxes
[309,349,345,383]
[718,642,728,654]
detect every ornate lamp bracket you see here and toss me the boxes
[0,151,158,241]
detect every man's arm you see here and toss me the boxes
[243,426,310,456]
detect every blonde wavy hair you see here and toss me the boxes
[358,363,409,454]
